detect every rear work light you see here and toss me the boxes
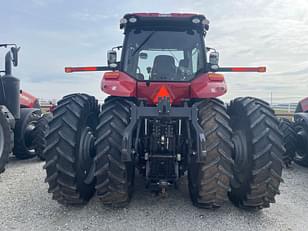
[128,17,137,23]
[192,18,201,24]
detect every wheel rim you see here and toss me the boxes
[0,122,4,158]
[24,121,37,154]
[295,127,308,159]
[231,130,249,189]
[78,126,95,183]
[233,130,248,171]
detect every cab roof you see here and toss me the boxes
[120,13,209,32]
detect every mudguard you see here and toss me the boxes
[295,97,308,113]
[294,113,308,129]
[20,90,40,108]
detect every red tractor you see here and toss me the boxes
[279,97,308,166]
[44,13,284,210]
[0,44,47,173]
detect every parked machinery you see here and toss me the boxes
[44,14,285,210]
[279,98,308,166]
[0,44,47,173]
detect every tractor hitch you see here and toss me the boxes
[121,101,207,163]
[157,97,171,114]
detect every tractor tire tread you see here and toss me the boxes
[228,97,284,210]
[44,93,97,205]
[190,98,233,208]
[0,106,14,173]
[95,96,134,207]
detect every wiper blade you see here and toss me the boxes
[132,32,155,56]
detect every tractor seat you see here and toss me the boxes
[151,55,176,80]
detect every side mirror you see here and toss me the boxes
[107,50,117,68]
[11,46,20,67]
[209,51,219,66]
[208,51,219,70]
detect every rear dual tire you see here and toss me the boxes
[188,99,234,208]
[0,106,14,173]
[228,97,284,209]
[278,118,297,166]
[95,97,135,207]
[293,117,308,167]
[33,113,53,161]
[44,94,99,205]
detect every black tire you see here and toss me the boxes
[293,118,308,167]
[0,106,14,173]
[32,113,53,161]
[228,97,284,210]
[95,97,135,207]
[13,108,41,159]
[44,94,99,205]
[278,118,297,166]
[188,99,233,208]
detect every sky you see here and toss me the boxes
[1,0,308,103]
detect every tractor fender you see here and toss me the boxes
[101,71,137,97]
[295,97,308,113]
[294,113,308,127]
[190,73,227,99]
[20,90,40,109]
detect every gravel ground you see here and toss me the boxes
[0,157,308,231]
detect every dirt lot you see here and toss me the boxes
[0,157,307,231]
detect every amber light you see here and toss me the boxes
[208,73,225,81]
[104,72,120,79]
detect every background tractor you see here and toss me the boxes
[0,44,48,173]
[44,13,285,210]
[279,97,308,166]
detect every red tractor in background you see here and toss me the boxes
[279,97,308,166]
[0,44,47,173]
[44,13,284,210]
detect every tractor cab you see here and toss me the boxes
[119,13,209,82]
